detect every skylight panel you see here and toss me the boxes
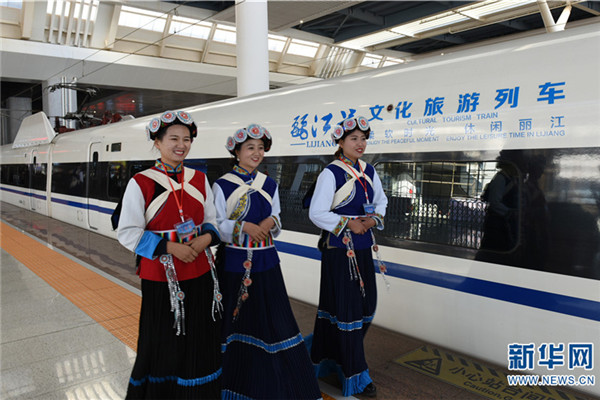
[382,57,403,67]
[118,6,166,32]
[1,0,21,9]
[361,54,383,68]
[170,18,212,39]
[72,0,98,21]
[287,39,318,57]
[268,34,287,52]
[47,0,70,15]
[213,24,236,44]
[121,5,164,18]
[173,15,198,25]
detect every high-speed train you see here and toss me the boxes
[2,19,599,397]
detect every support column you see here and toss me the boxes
[235,0,269,97]
[537,0,572,32]
[6,97,32,144]
[90,3,121,49]
[42,77,77,130]
[21,0,47,41]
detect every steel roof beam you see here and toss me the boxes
[573,1,600,15]
[335,7,384,26]
[333,1,470,42]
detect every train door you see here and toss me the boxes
[29,150,36,211]
[30,148,50,215]
[21,151,32,210]
[87,142,103,230]
[46,145,53,218]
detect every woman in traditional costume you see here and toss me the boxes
[213,124,321,400]
[308,116,388,398]
[117,110,223,399]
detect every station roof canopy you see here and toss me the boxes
[182,0,600,54]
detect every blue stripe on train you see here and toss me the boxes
[274,239,600,322]
[2,187,111,214]
[3,186,598,322]
[1,186,47,200]
[50,197,115,214]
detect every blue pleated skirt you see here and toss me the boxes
[310,247,377,397]
[219,257,321,400]
[127,274,222,399]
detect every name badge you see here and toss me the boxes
[363,203,375,216]
[174,218,196,241]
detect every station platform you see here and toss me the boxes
[1,202,593,400]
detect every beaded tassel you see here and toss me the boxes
[343,230,365,297]
[159,254,186,335]
[370,231,390,290]
[205,248,224,321]
[233,249,253,321]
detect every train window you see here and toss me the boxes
[52,163,86,197]
[262,162,321,193]
[0,165,6,184]
[88,154,105,200]
[19,164,29,188]
[184,159,207,173]
[1,164,30,188]
[263,161,322,234]
[374,161,503,250]
[129,161,154,177]
[261,163,283,184]
[0,165,10,184]
[31,161,47,191]
[111,143,121,152]
[108,162,128,202]
[205,163,226,184]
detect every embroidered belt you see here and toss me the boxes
[151,227,201,243]
[227,234,274,249]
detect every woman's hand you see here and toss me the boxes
[359,217,376,230]
[258,217,275,232]
[243,222,269,242]
[347,219,367,235]
[167,241,198,263]
[186,233,212,254]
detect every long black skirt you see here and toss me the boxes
[127,274,221,399]
[220,264,321,400]
[310,247,377,397]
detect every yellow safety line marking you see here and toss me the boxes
[1,221,141,350]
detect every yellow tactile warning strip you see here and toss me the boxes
[1,221,337,399]
[0,221,141,350]
[395,346,587,400]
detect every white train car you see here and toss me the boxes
[2,20,599,397]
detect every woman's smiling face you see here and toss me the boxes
[338,130,367,163]
[236,139,265,172]
[154,124,192,167]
